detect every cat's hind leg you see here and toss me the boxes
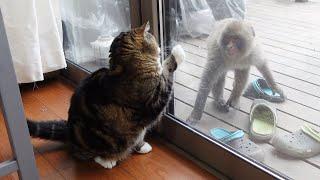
[134,128,152,154]
[135,141,152,154]
[94,156,117,169]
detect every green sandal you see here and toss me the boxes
[249,99,277,141]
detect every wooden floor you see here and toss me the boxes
[0,79,217,180]
[174,0,320,179]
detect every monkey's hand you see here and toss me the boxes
[186,110,201,126]
[226,97,240,111]
[214,99,230,113]
[272,86,286,101]
[186,116,199,126]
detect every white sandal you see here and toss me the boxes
[271,124,320,158]
[249,99,277,141]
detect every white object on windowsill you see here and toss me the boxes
[90,36,114,60]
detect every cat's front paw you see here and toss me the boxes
[171,44,185,66]
[94,157,117,169]
[135,142,152,154]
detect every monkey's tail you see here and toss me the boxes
[27,119,68,142]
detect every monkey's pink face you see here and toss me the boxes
[222,35,244,58]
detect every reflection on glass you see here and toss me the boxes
[60,0,131,72]
[165,0,320,179]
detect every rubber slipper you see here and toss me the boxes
[271,124,320,158]
[249,99,277,141]
[243,78,285,103]
[210,128,264,162]
[210,128,244,142]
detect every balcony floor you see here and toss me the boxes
[174,0,320,179]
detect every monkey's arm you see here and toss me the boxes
[226,68,250,108]
[256,63,284,96]
[188,61,224,123]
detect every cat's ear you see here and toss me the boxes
[137,21,150,35]
[143,21,150,33]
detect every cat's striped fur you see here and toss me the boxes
[27,22,184,168]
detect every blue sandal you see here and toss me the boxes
[243,78,285,103]
[210,128,244,142]
[210,128,265,162]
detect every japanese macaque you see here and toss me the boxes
[187,18,284,124]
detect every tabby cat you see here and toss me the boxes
[27,22,185,169]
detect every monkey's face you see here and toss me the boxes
[222,35,245,58]
[219,20,255,59]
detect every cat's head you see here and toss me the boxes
[109,22,160,72]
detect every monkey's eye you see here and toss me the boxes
[235,38,244,49]
[222,36,231,46]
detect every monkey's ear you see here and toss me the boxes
[250,26,256,37]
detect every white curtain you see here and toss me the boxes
[0,0,66,83]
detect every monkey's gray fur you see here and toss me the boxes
[187,18,284,124]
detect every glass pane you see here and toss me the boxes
[60,0,131,72]
[164,0,320,179]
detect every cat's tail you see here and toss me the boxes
[27,119,68,142]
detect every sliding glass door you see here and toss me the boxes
[160,0,320,179]
[60,0,320,179]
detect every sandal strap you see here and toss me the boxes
[220,130,244,143]
[301,124,320,143]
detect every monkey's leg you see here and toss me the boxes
[226,68,250,109]
[212,72,229,112]
[187,62,223,124]
[212,72,226,100]
[256,63,285,98]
